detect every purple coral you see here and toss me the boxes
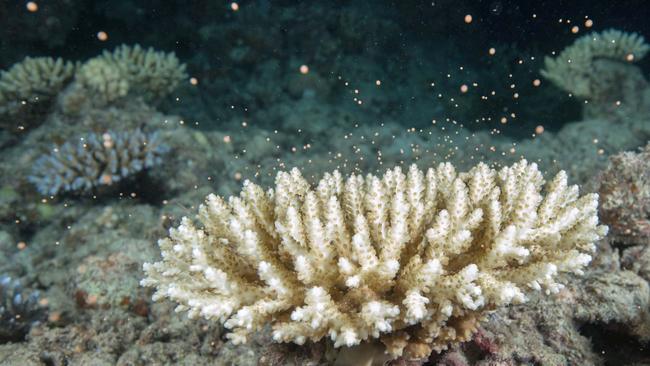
[28,128,169,196]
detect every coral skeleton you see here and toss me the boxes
[541,29,649,98]
[29,129,169,196]
[142,160,607,360]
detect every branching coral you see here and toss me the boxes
[142,160,607,361]
[541,29,649,98]
[76,44,187,103]
[0,57,76,103]
[0,57,76,130]
[76,58,130,104]
[28,129,169,196]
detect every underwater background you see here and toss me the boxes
[1,1,650,365]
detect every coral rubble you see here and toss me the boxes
[142,160,607,361]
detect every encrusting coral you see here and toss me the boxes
[28,128,169,196]
[142,160,607,362]
[541,29,649,99]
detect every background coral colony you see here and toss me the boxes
[0,1,650,365]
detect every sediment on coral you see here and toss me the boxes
[0,275,47,342]
[28,128,170,196]
[142,160,607,362]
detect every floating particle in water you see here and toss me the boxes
[488,47,496,55]
[375,80,381,86]
[460,84,468,93]
[189,77,198,85]
[223,135,231,143]
[533,79,541,87]
[626,53,635,62]
[102,133,114,148]
[26,1,38,12]
[535,125,545,134]
[230,2,239,11]
[299,65,309,74]
[585,19,593,27]
[97,31,108,41]
[490,1,502,15]
[571,26,579,34]
[464,14,473,24]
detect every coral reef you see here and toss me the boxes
[28,129,169,196]
[0,45,186,121]
[142,160,607,361]
[597,142,650,247]
[0,275,47,342]
[456,269,650,366]
[2,3,650,365]
[0,57,76,131]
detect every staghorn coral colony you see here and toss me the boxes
[142,160,607,361]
